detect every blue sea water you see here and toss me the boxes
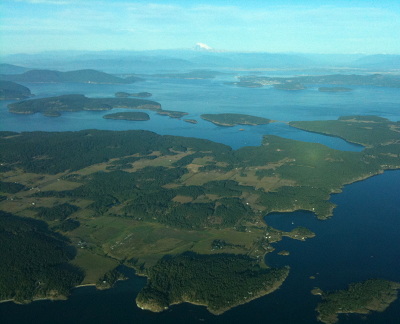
[0,76,400,323]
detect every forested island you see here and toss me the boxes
[156,110,188,118]
[0,81,32,100]
[0,115,399,312]
[0,211,83,303]
[316,279,400,324]
[201,113,272,126]
[7,94,161,116]
[103,112,150,121]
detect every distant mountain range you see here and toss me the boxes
[0,68,132,84]
[1,51,399,73]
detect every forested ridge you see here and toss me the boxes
[0,211,83,303]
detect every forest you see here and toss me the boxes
[136,252,289,314]
[0,211,83,303]
[316,279,400,324]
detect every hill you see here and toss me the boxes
[0,69,131,84]
[8,94,161,116]
[0,64,31,75]
[0,81,32,100]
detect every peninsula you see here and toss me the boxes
[136,253,289,315]
[0,81,32,100]
[316,279,400,324]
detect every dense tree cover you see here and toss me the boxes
[0,81,31,100]
[8,94,161,116]
[96,268,125,289]
[0,211,83,302]
[136,252,289,314]
[0,181,26,194]
[0,130,231,174]
[156,110,188,118]
[1,69,131,84]
[103,112,150,121]
[316,279,400,324]
[33,203,79,221]
[290,116,400,147]
[52,219,80,232]
[201,113,271,126]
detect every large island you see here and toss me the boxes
[0,115,399,313]
[8,94,161,117]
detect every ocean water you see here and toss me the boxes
[1,76,400,323]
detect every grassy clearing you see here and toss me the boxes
[67,215,266,268]
[71,249,119,285]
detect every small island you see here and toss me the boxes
[136,253,289,315]
[201,113,272,127]
[274,82,306,91]
[156,110,188,119]
[277,250,290,256]
[316,279,400,324]
[183,119,198,124]
[318,87,352,92]
[115,92,152,98]
[103,112,150,121]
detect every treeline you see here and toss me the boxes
[0,211,83,303]
[136,252,289,314]
[0,181,26,194]
[32,203,79,221]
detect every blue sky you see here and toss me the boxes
[1,0,400,54]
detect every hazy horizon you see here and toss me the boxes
[1,0,400,56]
